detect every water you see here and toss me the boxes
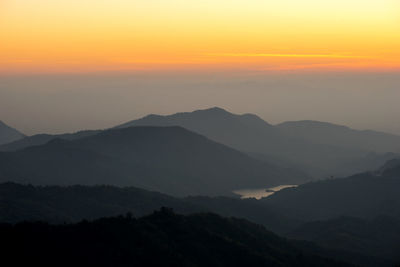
[233,185,298,200]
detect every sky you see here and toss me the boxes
[0,0,399,135]
[1,0,400,72]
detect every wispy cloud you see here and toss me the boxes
[205,53,370,59]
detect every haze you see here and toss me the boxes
[1,70,399,136]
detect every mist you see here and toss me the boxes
[1,70,399,136]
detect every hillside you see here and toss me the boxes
[0,182,298,233]
[0,182,393,266]
[264,160,400,221]
[0,126,308,196]
[0,209,353,267]
[288,216,400,262]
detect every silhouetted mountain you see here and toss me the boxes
[288,216,400,263]
[116,107,398,178]
[0,129,100,151]
[0,182,297,234]
[117,107,276,147]
[0,120,25,145]
[263,160,400,221]
[277,120,400,153]
[2,108,397,179]
[0,126,308,196]
[0,209,353,267]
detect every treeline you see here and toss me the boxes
[0,209,351,267]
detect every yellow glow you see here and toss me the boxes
[0,0,399,73]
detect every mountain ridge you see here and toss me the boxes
[0,120,25,145]
[0,126,309,196]
[263,160,400,221]
[2,107,399,178]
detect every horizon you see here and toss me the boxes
[3,104,400,137]
[1,71,400,136]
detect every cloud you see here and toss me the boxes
[205,53,370,59]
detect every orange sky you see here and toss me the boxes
[1,0,399,73]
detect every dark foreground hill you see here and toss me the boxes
[0,126,308,196]
[288,216,400,263]
[0,209,353,267]
[0,182,393,266]
[0,120,25,145]
[264,159,400,221]
[0,182,296,234]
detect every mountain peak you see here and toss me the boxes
[198,106,228,113]
[188,107,231,116]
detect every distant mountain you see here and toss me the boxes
[277,120,400,153]
[0,126,308,196]
[288,216,400,263]
[117,107,277,150]
[3,108,398,179]
[263,160,400,221]
[0,129,100,151]
[0,120,25,145]
[116,107,400,178]
[0,209,353,267]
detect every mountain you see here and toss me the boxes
[263,160,400,221]
[115,107,399,178]
[288,216,400,263]
[0,182,297,234]
[0,126,308,196]
[117,107,277,150]
[2,108,398,179]
[0,209,353,267]
[0,120,25,145]
[0,129,100,151]
[277,120,400,153]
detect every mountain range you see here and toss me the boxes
[117,107,400,178]
[0,126,308,196]
[1,107,399,266]
[2,107,399,179]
